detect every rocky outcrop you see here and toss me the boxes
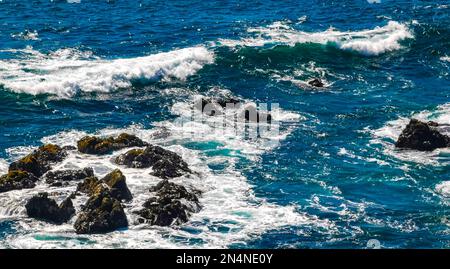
[77,169,132,202]
[77,133,147,155]
[101,169,132,202]
[0,170,39,193]
[44,167,94,187]
[136,180,201,226]
[74,189,128,234]
[115,145,191,179]
[307,78,324,87]
[25,193,75,224]
[9,144,67,177]
[395,119,450,151]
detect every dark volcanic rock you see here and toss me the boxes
[74,189,128,234]
[9,144,67,177]
[101,169,132,202]
[115,145,191,179]
[77,176,104,196]
[44,167,94,187]
[77,133,147,155]
[25,193,75,224]
[395,119,450,151]
[307,78,324,87]
[136,180,201,226]
[0,170,39,193]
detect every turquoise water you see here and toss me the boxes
[0,0,449,248]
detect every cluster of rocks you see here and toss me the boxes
[395,119,450,151]
[0,133,201,235]
[194,96,272,123]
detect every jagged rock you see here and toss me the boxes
[25,193,75,224]
[307,78,324,87]
[101,169,132,202]
[77,133,147,155]
[77,176,104,196]
[115,145,191,179]
[136,180,201,226]
[44,167,94,187]
[395,119,450,151]
[77,169,132,201]
[0,170,39,193]
[9,144,67,177]
[74,189,128,234]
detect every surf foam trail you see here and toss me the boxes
[216,20,414,56]
[0,46,214,98]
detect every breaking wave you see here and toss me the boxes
[216,20,414,56]
[0,46,214,98]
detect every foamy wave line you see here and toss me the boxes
[215,20,414,56]
[0,46,214,97]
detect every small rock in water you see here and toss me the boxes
[307,78,324,87]
[395,119,450,151]
[9,144,67,177]
[44,167,94,187]
[77,133,147,155]
[136,180,201,226]
[0,170,38,193]
[25,192,75,224]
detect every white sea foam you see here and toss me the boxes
[371,103,450,166]
[11,30,39,41]
[436,181,450,197]
[0,159,7,174]
[216,21,414,56]
[441,56,450,62]
[0,95,333,248]
[0,46,214,97]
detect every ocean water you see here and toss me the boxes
[0,0,449,249]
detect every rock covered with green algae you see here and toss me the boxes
[77,133,147,155]
[77,169,132,202]
[0,170,39,193]
[9,144,68,177]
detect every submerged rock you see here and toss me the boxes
[9,144,67,177]
[25,193,75,224]
[136,180,201,226]
[74,189,128,234]
[44,167,94,187]
[395,119,450,151]
[307,78,324,87]
[115,145,191,179]
[101,169,132,202]
[0,170,39,193]
[77,133,147,155]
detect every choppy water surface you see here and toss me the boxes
[0,0,449,248]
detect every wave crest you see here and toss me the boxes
[0,46,214,97]
[216,20,414,56]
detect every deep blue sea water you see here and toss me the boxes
[0,0,449,249]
